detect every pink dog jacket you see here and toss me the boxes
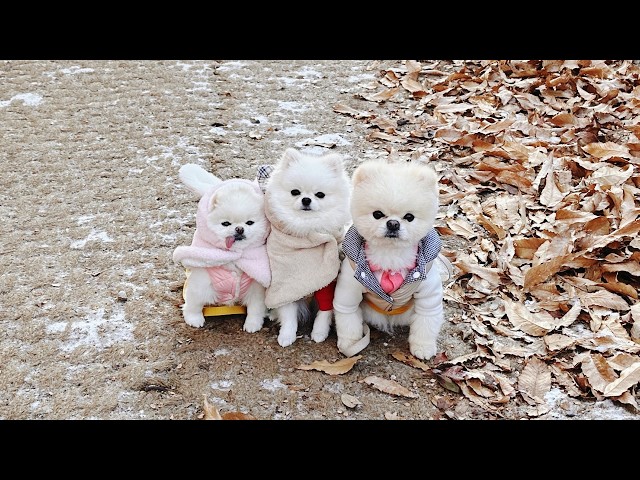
[205,266,253,303]
[172,178,271,290]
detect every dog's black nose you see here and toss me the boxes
[386,220,400,231]
[235,226,244,234]
[302,197,311,206]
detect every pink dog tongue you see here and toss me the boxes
[225,236,235,249]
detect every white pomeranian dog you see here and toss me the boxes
[173,164,271,333]
[263,148,351,347]
[333,160,445,360]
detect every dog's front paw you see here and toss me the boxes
[337,336,363,356]
[311,310,332,343]
[243,315,264,333]
[409,341,437,360]
[277,328,297,347]
[311,325,330,343]
[184,312,205,328]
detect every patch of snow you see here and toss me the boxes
[70,229,114,249]
[348,73,376,83]
[543,387,637,420]
[159,233,179,244]
[277,101,308,112]
[261,378,287,391]
[188,81,210,92]
[294,66,323,79]
[57,305,133,353]
[275,67,324,87]
[209,126,227,135]
[237,116,269,126]
[213,348,230,356]
[227,73,254,81]
[46,321,67,334]
[76,215,95,225]
[300,133,352,147]
[60,66,94,75]
[216,62,248,72]
[143,138,205,168]
[175,62,195,72]
[279,126,315,136]
[210,380,233,391]
[0,93,43,108]
[276,76,301,87]
[207,397,230,409]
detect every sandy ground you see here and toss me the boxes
[1,60,637,420]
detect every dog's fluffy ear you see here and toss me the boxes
[413,164,438,191]
[278,148,302,169]
[208,190,220,211]
[321,152,345,174]
[352,161,380,186]
[179,164,222,197]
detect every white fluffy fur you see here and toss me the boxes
[179,164,269,332]
[179,163,222,196]
[266,148,351,347]
[333,160,445,360]
[206,184,269,254]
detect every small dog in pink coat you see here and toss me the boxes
[173,164,271,332]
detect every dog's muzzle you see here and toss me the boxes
[385,219,400,238]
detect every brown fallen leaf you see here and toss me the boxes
[332,103,373,119]
[391,350,431,372]
[603,362,640,397]
[203,396,222,420]
[220,411,256,420]
[341,393,363,409]
[435,374,461,393]
[360,87,400,102]
[361,375,419,398]
[202,396,256,420]
[431,395,456,411]
[503,298,555,336]
[297,355,362,375]
[517,357,551,404]
[582,141,631,160]
[580,353,618,395]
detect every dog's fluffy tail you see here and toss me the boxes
[178,164,222,197]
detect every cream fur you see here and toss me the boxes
[333,160,445,360]
[264,148,351,347]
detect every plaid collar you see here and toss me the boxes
[342,224,441,302]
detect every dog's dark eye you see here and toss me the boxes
[315,192,325,198]
[403,213,415,222]
[291,189,301,196]
[246,220,254,225]
[221,221,231,227]
[373,211,385,219]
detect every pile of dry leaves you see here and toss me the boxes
[329,60,639,417]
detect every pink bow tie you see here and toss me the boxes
[368,263,405,294]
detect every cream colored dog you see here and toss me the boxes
[172,164,271,332]
[263,148,351,347]
[333,160,445,360]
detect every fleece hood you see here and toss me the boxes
[173,179,271,288]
